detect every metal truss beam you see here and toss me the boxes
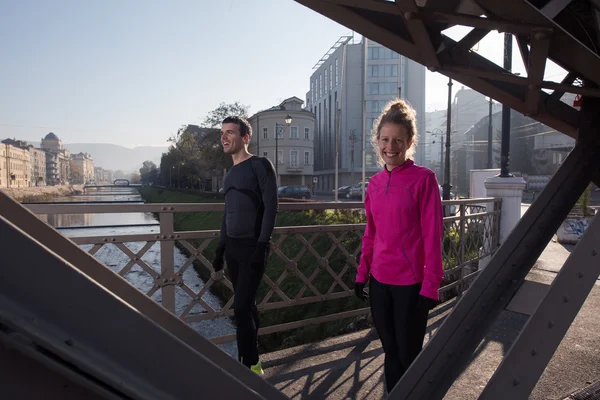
[526,30,552,115]
[0,216,268,400]
[0,191,286,399]
[397,0,441,69]
[294,0,582,140]
[388,97,600,399]
[479,211,600,399]
[477,0,600,88]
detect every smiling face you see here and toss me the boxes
[221,122,249,155]
[377,122,413,170]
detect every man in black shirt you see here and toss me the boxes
[212,116,278,376]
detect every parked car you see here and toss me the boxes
[277,185,312,199]
[348,182,369,198]
[331,185,351,197]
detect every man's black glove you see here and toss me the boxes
[354,281,367,301]
[417,295,438,312]
[251,241,270,268]
[212,246,225,272]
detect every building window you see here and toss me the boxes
[263,151,269,160]
[290,150,299,168]
[263,127,268,139]
[275,125,284,139]
[304,151,310,165]
[335,59,339,85]
[329,64,333,89]
[304,127,310,140]
[368,46,379,60]
[290,126,298,139]
[324,70,328,94]
[276,150,283,164]
[319,74,323,97]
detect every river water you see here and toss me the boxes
[42,188,236,356]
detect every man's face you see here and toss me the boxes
[221,122,249,154]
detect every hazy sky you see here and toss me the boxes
[1,1,567,148]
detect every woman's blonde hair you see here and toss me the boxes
[370,98,419,167]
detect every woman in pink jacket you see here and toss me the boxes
[354,99,444,393]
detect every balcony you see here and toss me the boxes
[286,162,304,172]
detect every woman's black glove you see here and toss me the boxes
[354,281,367,301]
[417,295,438,312]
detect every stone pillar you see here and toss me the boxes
[479,176,526,269]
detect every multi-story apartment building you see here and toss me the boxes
[71,152,95,184]
[248,97,316,188]
[1,139,31,188]
[41,132,71,185]
[305,36,426,193]
[29,146,47,186]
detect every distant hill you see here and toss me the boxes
[19,141,167,172]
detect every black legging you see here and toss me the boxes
[369,276,429,393]
[225,237,265,368]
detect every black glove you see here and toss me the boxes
[212,246,225,272]
[250,241,270,268]
[417,295,438,312]
[354,281,367,301]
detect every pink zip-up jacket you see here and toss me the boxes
[356,160,444,300]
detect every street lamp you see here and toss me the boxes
[275,114,292,186]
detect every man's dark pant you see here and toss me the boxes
[225,237,265,368]
[369,276,429,393]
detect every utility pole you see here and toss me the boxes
[442,77,453,200]
[349,129,357,183]
[487,97,493,169]
[500,33,513,177]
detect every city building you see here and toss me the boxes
[248,97,316,188]
[1,139,31,188]
[71,152,95,184]
[425,88,502,181]
[41,132,71,185]
[29,146,47,186]
[305,36,426,192]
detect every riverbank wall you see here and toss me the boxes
[1,185,84,202]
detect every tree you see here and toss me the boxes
[202,101,249,128]
[139,160,158,185]
[70,162,83,184]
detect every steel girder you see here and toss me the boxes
[294,0,600,140]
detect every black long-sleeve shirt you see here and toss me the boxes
[219,156,278,246]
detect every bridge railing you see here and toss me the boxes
[25,198,501,344]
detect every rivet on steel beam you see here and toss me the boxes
[404,11,415,20]
[163,235,168,239]
[578,272,584,279]
[156,235,160,239]
[111,238,116,242]
[531,348,537,356]
[513,377,520,386]
[170,235,175,239]
[162,206,167,211]
[548,320,555,329]
[563,295,569,303]
[170,207,174,211]
[103,238,108,242]
[65,339,74,346]
[163,279,168,284]
[592,250,598,256]
[134,257,139,261]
